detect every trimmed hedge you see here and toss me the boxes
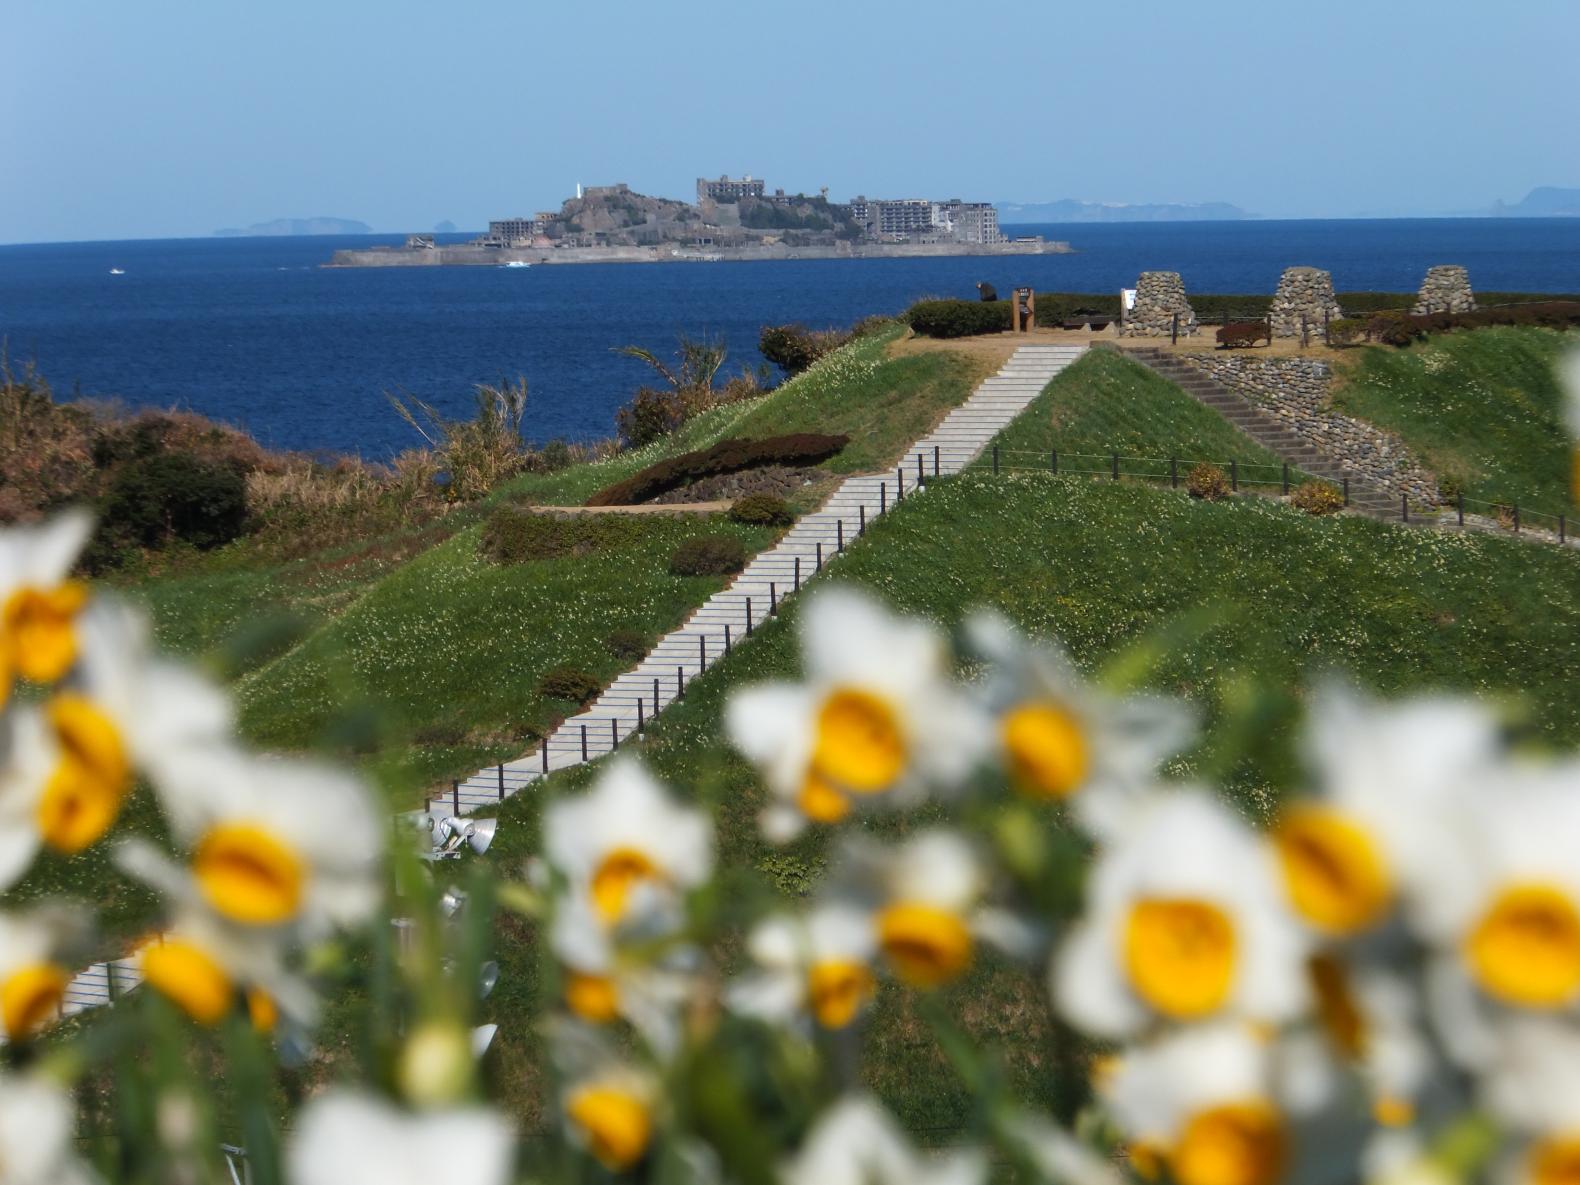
[759,324,849,375]
[1217,322,1272,349]
[728,493,794,526]
[587,433,849,506]
[480,505,649,563]
[669,533,746,577]
[904,300,1011,338]
[1365,301,1580,347]
[538,666,602,704]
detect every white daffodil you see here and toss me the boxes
[780,1095,986,1185]
[122,747,382,937]
[1056,790,1310,1037]
[563,1066,658,1173]
[543,758,712,928]
[725,587,987,842]
[728,903,877,1030]
[1100,1023,1289,1185]
[0,509,93,706]
[0,908,79,1042]
[1271,686,1493,938]
[0,1069,98,1185]
[967,611,1194,838]
[0,708,60,889]
[286,1090,515,1185]
[1305,956,1433,1130]
[999,1109,1124,1185]
[1410,767,1580,1013]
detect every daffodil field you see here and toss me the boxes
[3,347,1580,1185]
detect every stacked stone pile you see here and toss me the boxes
[1121,271,1198,337]
[1412,265,1476,314]
[1176,354,1441,504]
[1269,267,1342,337]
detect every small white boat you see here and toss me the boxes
[109,268,125,275]
[500,260,531,269]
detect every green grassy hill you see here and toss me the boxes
[1331,326,1578,510]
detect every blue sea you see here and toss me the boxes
[2,219,1577,458]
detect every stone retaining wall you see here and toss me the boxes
[1175,354,1441,504]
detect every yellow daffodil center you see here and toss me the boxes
[1172,1102,1287,1185]
[807,958,874,1028]
[141,940,234,1025]
[813,687,904,793]
[1273,805,1392,935]
[246,988,278,1033]
[3,582,88,685]
[591,847,660,923]
[877,902,973,987]
[567,1086,652,1171]
[0,962,69,1039]
[1465,883,1580,1008]
[1001,700,1090,799]
[37,694,130,853]
[1307,953,1365,1059]
[194,823,306,926]
[1123,897,1237,1019]
[797,766,852,824]
[1130,1142,1167,1181]
[565,972,621,1023]
[1531,1135,1580,1185]
[1373,1096,1415,1128]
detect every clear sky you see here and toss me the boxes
[4,0,1576,243]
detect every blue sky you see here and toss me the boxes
[4,0,1576,243]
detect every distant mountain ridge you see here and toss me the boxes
[214,217,371,237]
[996,198,1252,223]
[1489,188,1580,217]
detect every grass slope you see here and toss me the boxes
[1331,326,1578,510]
[477,469,1580,1138]
[978,348,1283,479]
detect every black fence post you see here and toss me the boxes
[497,764,505,801]
[1343,478,1350,507]
[1458,493,1465,526]
[859,504,866,535]
[698,634,706,671]
[1111,453,1119,481]
[1401,494,1408,523]
[880,482,887,515]
[897,467,904,500]
[837,520,844,552]
[541,743,548,775]
[1230,460,1238,492]
[1323,308,1331,346]
[652,677,659,716]
[933,446,940,477]
[816,541,823,571]
[611,718,618,751]
[1301,315,1309,349]
[580,727,588,762]
[1170,457,1178,488]
[1514,504,1520,533]
[677,666,684,699]
[452,781,460,814]
[794,555,801,590]
[916,452,924,485]
[745,597,753,634]
[1171,312,1180,345]
[770,582,778,614]
[724,623,731,655]
[637,699,645,734]
[993,445,1000,475]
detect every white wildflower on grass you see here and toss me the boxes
[543,758,712,927]
[782,1095,985,1185]
[726,587,986,842]
[1056,790,1310,1036]
[0,1069,98,1185]
[286,1091,515,1185]
[967,610,1193,838]
[727,903,876,1030]
[0,509,93,705]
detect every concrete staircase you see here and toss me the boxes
[441,344,1087,814]
[1118,346,1399,519]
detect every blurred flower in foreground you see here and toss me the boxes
[0,509,92,703]
[544,759,712,927]
[1452,1015,1580,1185]
[0,1069,99,1185]
[726,588,986,842]
[1057,791,1309,1036]
[728,903,876,1030]
[968,611,1193,838]
[286,1090,515,1185]
[563,1066,657,1173]
[1100,1023,1289,1185]
[780,1095,985,1185]
[0,908,73,1041]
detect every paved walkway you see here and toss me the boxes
[439,343,1087,815]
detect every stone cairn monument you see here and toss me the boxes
[1412,265,1476,314]
[1269,266,1343,338]
[1121,271,1199,337]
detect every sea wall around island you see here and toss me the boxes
[325,239,1073,267]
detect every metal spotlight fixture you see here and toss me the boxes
[472,1023,498,1057]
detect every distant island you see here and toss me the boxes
[329,176,1068,267]
[996,198,1252,223]
[1488,187,1580,217]
[215,217,371,237]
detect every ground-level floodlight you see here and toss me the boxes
[439,888,468,919]
[437,816,498,857]
[400,809,449,860]
[472,1023,498,1057]
[478,961,500,1000]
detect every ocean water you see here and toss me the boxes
[1,218,1577,458]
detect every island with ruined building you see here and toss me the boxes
[325,176,1071,266]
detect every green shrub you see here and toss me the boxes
[669,533,746,577]
[903,299,1011,338]
[728,493,794,526]
[759,325,849,376]
[1217,322,1271,349]
[1186,462,1231,501]
[605,628,651,663]
[537,666,602,704]
[537,439,573,471]
[99,451,248,552]
[1326,317,1368,346]
[480,505,647,563]
[1365,302,1580,348]
[1290,481,1345,515]
[587,433,849,506]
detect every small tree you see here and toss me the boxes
[388,377,529,501]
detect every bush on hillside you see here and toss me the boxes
[587,433,849,506]
[1364,301,1580,347]
[850,315,900,339]
[480,505,647,564]
[98,451,249,554]
[1326,317,1369,346]
[1291,480,1345,515]
[669,533,746,577]
[1217,321,1272,349]
[759,325,850,376]
[537,666,602,704]
[904,299,1011,338]
[605,627,651,663]
[1186,462,1232,501]
[728,493,794,526]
